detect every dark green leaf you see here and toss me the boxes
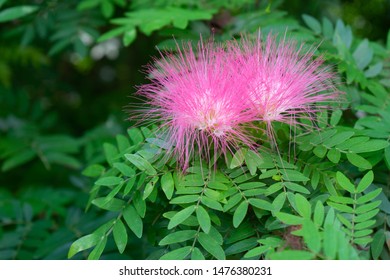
[198,232,225,260]
[201,196,223,211]
[196,206,211,234]
[113,220,127,254]
[371,229,385,259]
[1,150,35,171]
[270,250,314,260]
[281,170,309,182]
[95,176,123,186]
[167,205,196,229]
[123,205,143,238]
[92,197,125,211]
[161,172,174,199]
[125,154,157,175]
[170,195,199,204]
[103,143,118,166]
[87,236,107,260]
[275,212,303,225]
[113,163,135,177]
[233,201,248,228]
[0,5,38,23]
[159,230,197,246]
[160,246,191,260]
[248,198,273,211]
[191,247,205,260]
[284,182,310,194]
[348,140,389,153]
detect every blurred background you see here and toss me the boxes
[0,0,389,259]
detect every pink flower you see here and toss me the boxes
[234,33,338,127]
[136,40,258,170]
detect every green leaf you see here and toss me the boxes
[353,39,373,70]
[302,219,321,253]
[354,220,375,230]
[143,177,158,200]
[295,194,311,219]
[103,143,118,166]
[128,127,144,144]
[327,202,354,214]
[233,201,248,228]
[327,148,341,163]
[68,233,100,258]
[356,171,374,193]
[272,192,287,214]
[168,205,196,229]
[330,109,343,126]
[0,5,38,23]
[191,247,205,260]
[95,176,123,186]
[270,250,314,260]
[284,182,310,194]
[159,230,197,246]
[248,198,273,211]
[313,145,327,158]
[125,154,157,175]
[371,229,385,259]
[201,196,223,211]
[170,195,199,204]
[245,150,259,175]
[133,192,146,218]
[356,188,381,204]
[161,172,174,199]
[113,163,135,177]
[244,246,269,258]
[1,149,35,171]
[123,28,137,46]
[207,181,228,190]
[196,206,211,234]
[198,232,225,260]
[324,131,354,149]
[98,26,128,42]
[323,219,337,258]
[276,212,303,225]
[281,170,309,182]
[160,246,192,260]
[336,172,355,193]
[346,153,372,170]
[92,197,125,211]
[87,236,107,260]
[354,209,379,223]
[313,201,324,226]
[82,164,105,177]
[355,200,381,214]
[230,149,246,169]
[302,14,321,33]
[123,205,143,238]
[113,220,128,254]
[348,140,389,153]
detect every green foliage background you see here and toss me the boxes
[0,0,389,260]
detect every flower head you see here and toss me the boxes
[235,33,338,126]
[136,40,258,170]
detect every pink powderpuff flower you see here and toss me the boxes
[135,40,258,170]
[233,33,339,133]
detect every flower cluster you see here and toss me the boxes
[135,33,338,170]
